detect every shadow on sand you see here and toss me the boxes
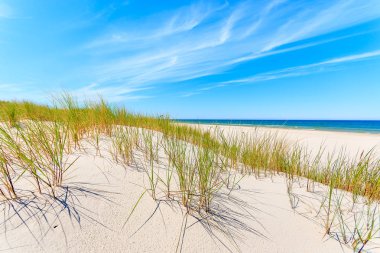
[0,182,117,251]
[127,187,270,253]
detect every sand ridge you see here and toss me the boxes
[0,126,377,252]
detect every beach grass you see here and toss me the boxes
[1,96,380,202]
[0,95,380,251]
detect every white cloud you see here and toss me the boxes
[80,0,380,98]
[0,82,48,102]
[70,82,151,103]
[230,29,378,65]
[86,1,227,49]
[225,49,380,85]
[323,50,380,64]
[181,49,380,97]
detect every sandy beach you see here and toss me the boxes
[1,124,379,253]
[1,0,379,252]
[185,123,380,158]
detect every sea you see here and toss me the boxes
[174,120,380,134]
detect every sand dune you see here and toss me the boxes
[2,125,379,252]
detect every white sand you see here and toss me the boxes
[186,123,380,158]
[1,126,379,253]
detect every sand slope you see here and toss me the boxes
[0,131,359,253]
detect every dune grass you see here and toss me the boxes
[0,95,380,251]
[0,146,17,199]
[1,96,380,202]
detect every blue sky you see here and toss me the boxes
[0,0,380,119]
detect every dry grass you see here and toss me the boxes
[0,95,379,251]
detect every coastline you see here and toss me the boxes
[175,120,380,134]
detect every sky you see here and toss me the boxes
[0,0,380,119]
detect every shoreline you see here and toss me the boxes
[181,122,380,137]
[174,121,380,134]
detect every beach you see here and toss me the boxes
[1,123,379,253]
[185,123,380,157]
[1,0,379,252]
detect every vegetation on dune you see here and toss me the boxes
[0,95,379,251]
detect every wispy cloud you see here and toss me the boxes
[322,50,380,64]
[0,82,47,102]
[81,0,380,97]
[0,81,151,104]
[260,0,380,52]
[225,49,380,85]
[182,49,380,97]
[86,1,226,49]
[230,29,379,65]
[70,83,151,103]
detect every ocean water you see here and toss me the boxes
[175,120,380,133]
